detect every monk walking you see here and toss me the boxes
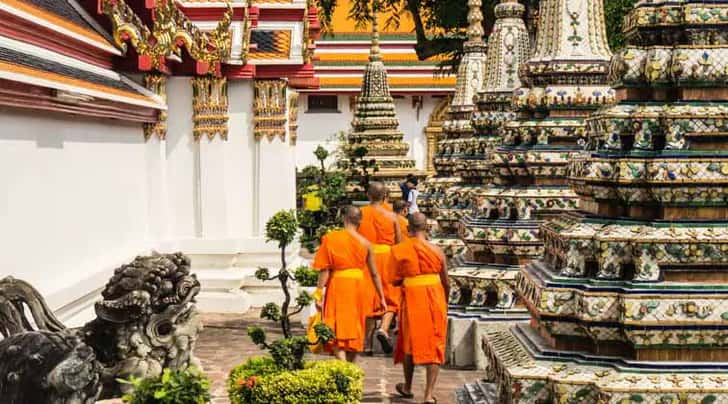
[358,181,402,354]
[312,206,387,362]
[392,200,409,238]
[391,212,448,403]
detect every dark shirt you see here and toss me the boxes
[400,182,410,201]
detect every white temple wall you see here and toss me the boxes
[296,94,441,171]
[0,78,301,321]
[165,77,199,241]
[0,107,153,320]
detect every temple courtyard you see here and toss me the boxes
[196,313,480,404]
[98,311,480,404]
[7,0,728,402]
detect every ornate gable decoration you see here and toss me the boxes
[102,0,234,74]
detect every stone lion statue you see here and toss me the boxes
[0,252,202,403]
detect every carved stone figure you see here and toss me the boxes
[0,252,202,403]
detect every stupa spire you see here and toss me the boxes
[466,0,484,44]
[345,0,416,198]
[427,0,489,242]
[446,0,533,316]
[369,3,381,62]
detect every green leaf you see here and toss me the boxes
[154,390,167,399]
[162,369,171,384]
[703,395,717,404]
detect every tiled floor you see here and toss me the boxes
[196,312,483,404]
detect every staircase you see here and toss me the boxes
[456,381,497,404]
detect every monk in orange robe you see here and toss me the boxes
[391,212,448,403]
[392,200,410,239]
[313,206,387,362]
[358,182,402,354]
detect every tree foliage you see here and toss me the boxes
[316,0,635,71]
[297,145,349,252]
[604,0,637,51]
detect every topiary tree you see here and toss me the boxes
[247,210,334,371]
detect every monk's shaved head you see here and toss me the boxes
[343,205,362,227]
[410,212,428,233]
[367,181,386,202]
[393,200,407,214]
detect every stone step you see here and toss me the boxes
[456,381,497,404]
[196,290,251,314]
[446,314,528,369]
[194,268,247,290]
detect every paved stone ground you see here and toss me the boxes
[101,311,481,403]
[197,312,482,404]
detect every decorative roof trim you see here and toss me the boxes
[0,79,159,122]
[0,34,120,81]
[0,60,164,109]
[0,0,119,55]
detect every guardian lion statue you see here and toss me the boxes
[0,252,202,403]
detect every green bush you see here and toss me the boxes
[228,359,363,404]
[121,367,211,404]
[294,266,318,287]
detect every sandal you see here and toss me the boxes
[395,383,414,399]
[376,329,394,354]
[423,398,437,404]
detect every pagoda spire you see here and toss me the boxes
[345,0,416,198]
[428,0,489,240]
[466,0,484,44]
[447,0,533,317]
[369,3,381,62]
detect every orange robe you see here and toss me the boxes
[397,216,409,239]
[312,230,368,352]
[391,238,448,365]
[358,204,398,315]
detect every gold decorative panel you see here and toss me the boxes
[288,90,299,145]
[192,76,229,141]
[143,73,168,140]
[254,79,287,141]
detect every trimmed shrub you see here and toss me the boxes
[294,266,319,287]
[228,359,363,404]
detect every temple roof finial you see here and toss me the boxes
[369,1,381,62]
[466,0,484,44]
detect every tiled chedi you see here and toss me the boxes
[449,0,531,312]
[425,0,487,247]
[467,0,728,403]
[345,9,416,197]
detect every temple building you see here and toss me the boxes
[295,0,454,171]
[1,0,320,322]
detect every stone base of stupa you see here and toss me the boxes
[445,254,530,369]
[469,322,728,404]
